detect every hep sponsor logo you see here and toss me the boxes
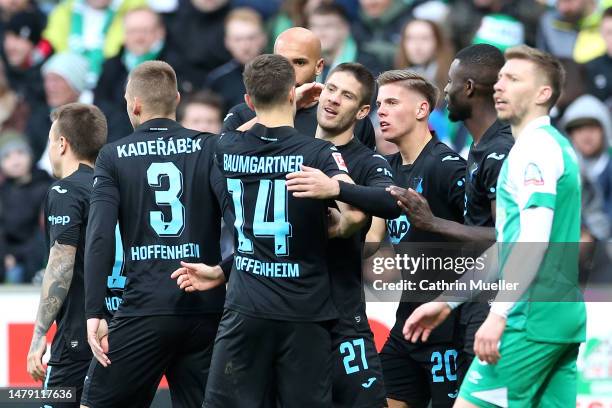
[48,215,70,226]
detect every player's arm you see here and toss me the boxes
[84,148,118,367]
[390,152,496,241]
[27,241,76,381]
[329,173,368,238]
[286,167,400,219]
[172,162,232,291]
[475,141,563,364]
[364,216,386,258]
[473,207,553,364]
[389,185,496,241]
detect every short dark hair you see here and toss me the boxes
[308,4,350,25]
[177,90,224,122]
[603,6,612,19]
[377,70,438,114]
[243,54,295,109]
[126,61,178,115]
[504,45,565,109]
[455,44,505,92]
[327,62,375,106]
[51,103,107,162]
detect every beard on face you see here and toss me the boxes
[447,97,471,122]
[318,111,356,135]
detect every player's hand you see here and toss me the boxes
[402,302,451,343]
[87,318,110,367]
[296,82,323,109]
[27,335,47,382]
[171,261,226,292]
[474,312,506,364]
[388,186,436,231]
[286,165,340,198]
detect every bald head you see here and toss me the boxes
[274,27,324,86]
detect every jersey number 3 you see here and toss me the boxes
[147,162,185,237]
[227,178,292,256]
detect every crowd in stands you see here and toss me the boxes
[0,0,611,283]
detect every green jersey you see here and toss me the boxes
[495,116,586,343]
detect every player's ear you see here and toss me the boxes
[175,91,181,107]
[315,58,324,77]
[59,135,68,155]
[535,85,553,107]
[356,104,370,120]
[465,79,475,97]
[244,94,256,111]
[288,86,296,106]
[416,101,428,120]
[133,96,142,116]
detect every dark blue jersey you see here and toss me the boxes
[85,118,225,318]
[464,120,514,226]
[216,124,347,321]
[44,164,94,362]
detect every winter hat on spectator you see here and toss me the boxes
[42,52,90,94]
[0,131,32,161]
[5,11,43,45]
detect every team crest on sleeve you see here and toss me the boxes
[332,152,348,172]
[524,162,544,186]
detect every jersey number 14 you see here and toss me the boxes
[227,178,293,256]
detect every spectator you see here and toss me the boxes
[447,0,542,52]
[26,52,89,162]
[0,60,28,134]
[308,4,383,80]
[554,57,587,121]
[2,10,52,108]
[394,18,452,92]
[94,6,166,142]
[394,18,465,151]
[42,0,145,87]
[560,94,612,220]
[178,90,224,133]
[230,0,281,19]
[206,7,266,113]
[0,0,45,34]
[164,0,232,93]
[586,7,612,110]
[537,0,605,63]
[0,131,51,283]
[351,0,413,71]
[266,0,325,49]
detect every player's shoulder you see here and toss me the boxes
[516,126,564,159]
[224,102,254,123]
[47,176,88,204]
[431,140,465,164]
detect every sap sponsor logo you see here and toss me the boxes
[52,185,67,194]
[386,214,410,244]
[48,215,70,226]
